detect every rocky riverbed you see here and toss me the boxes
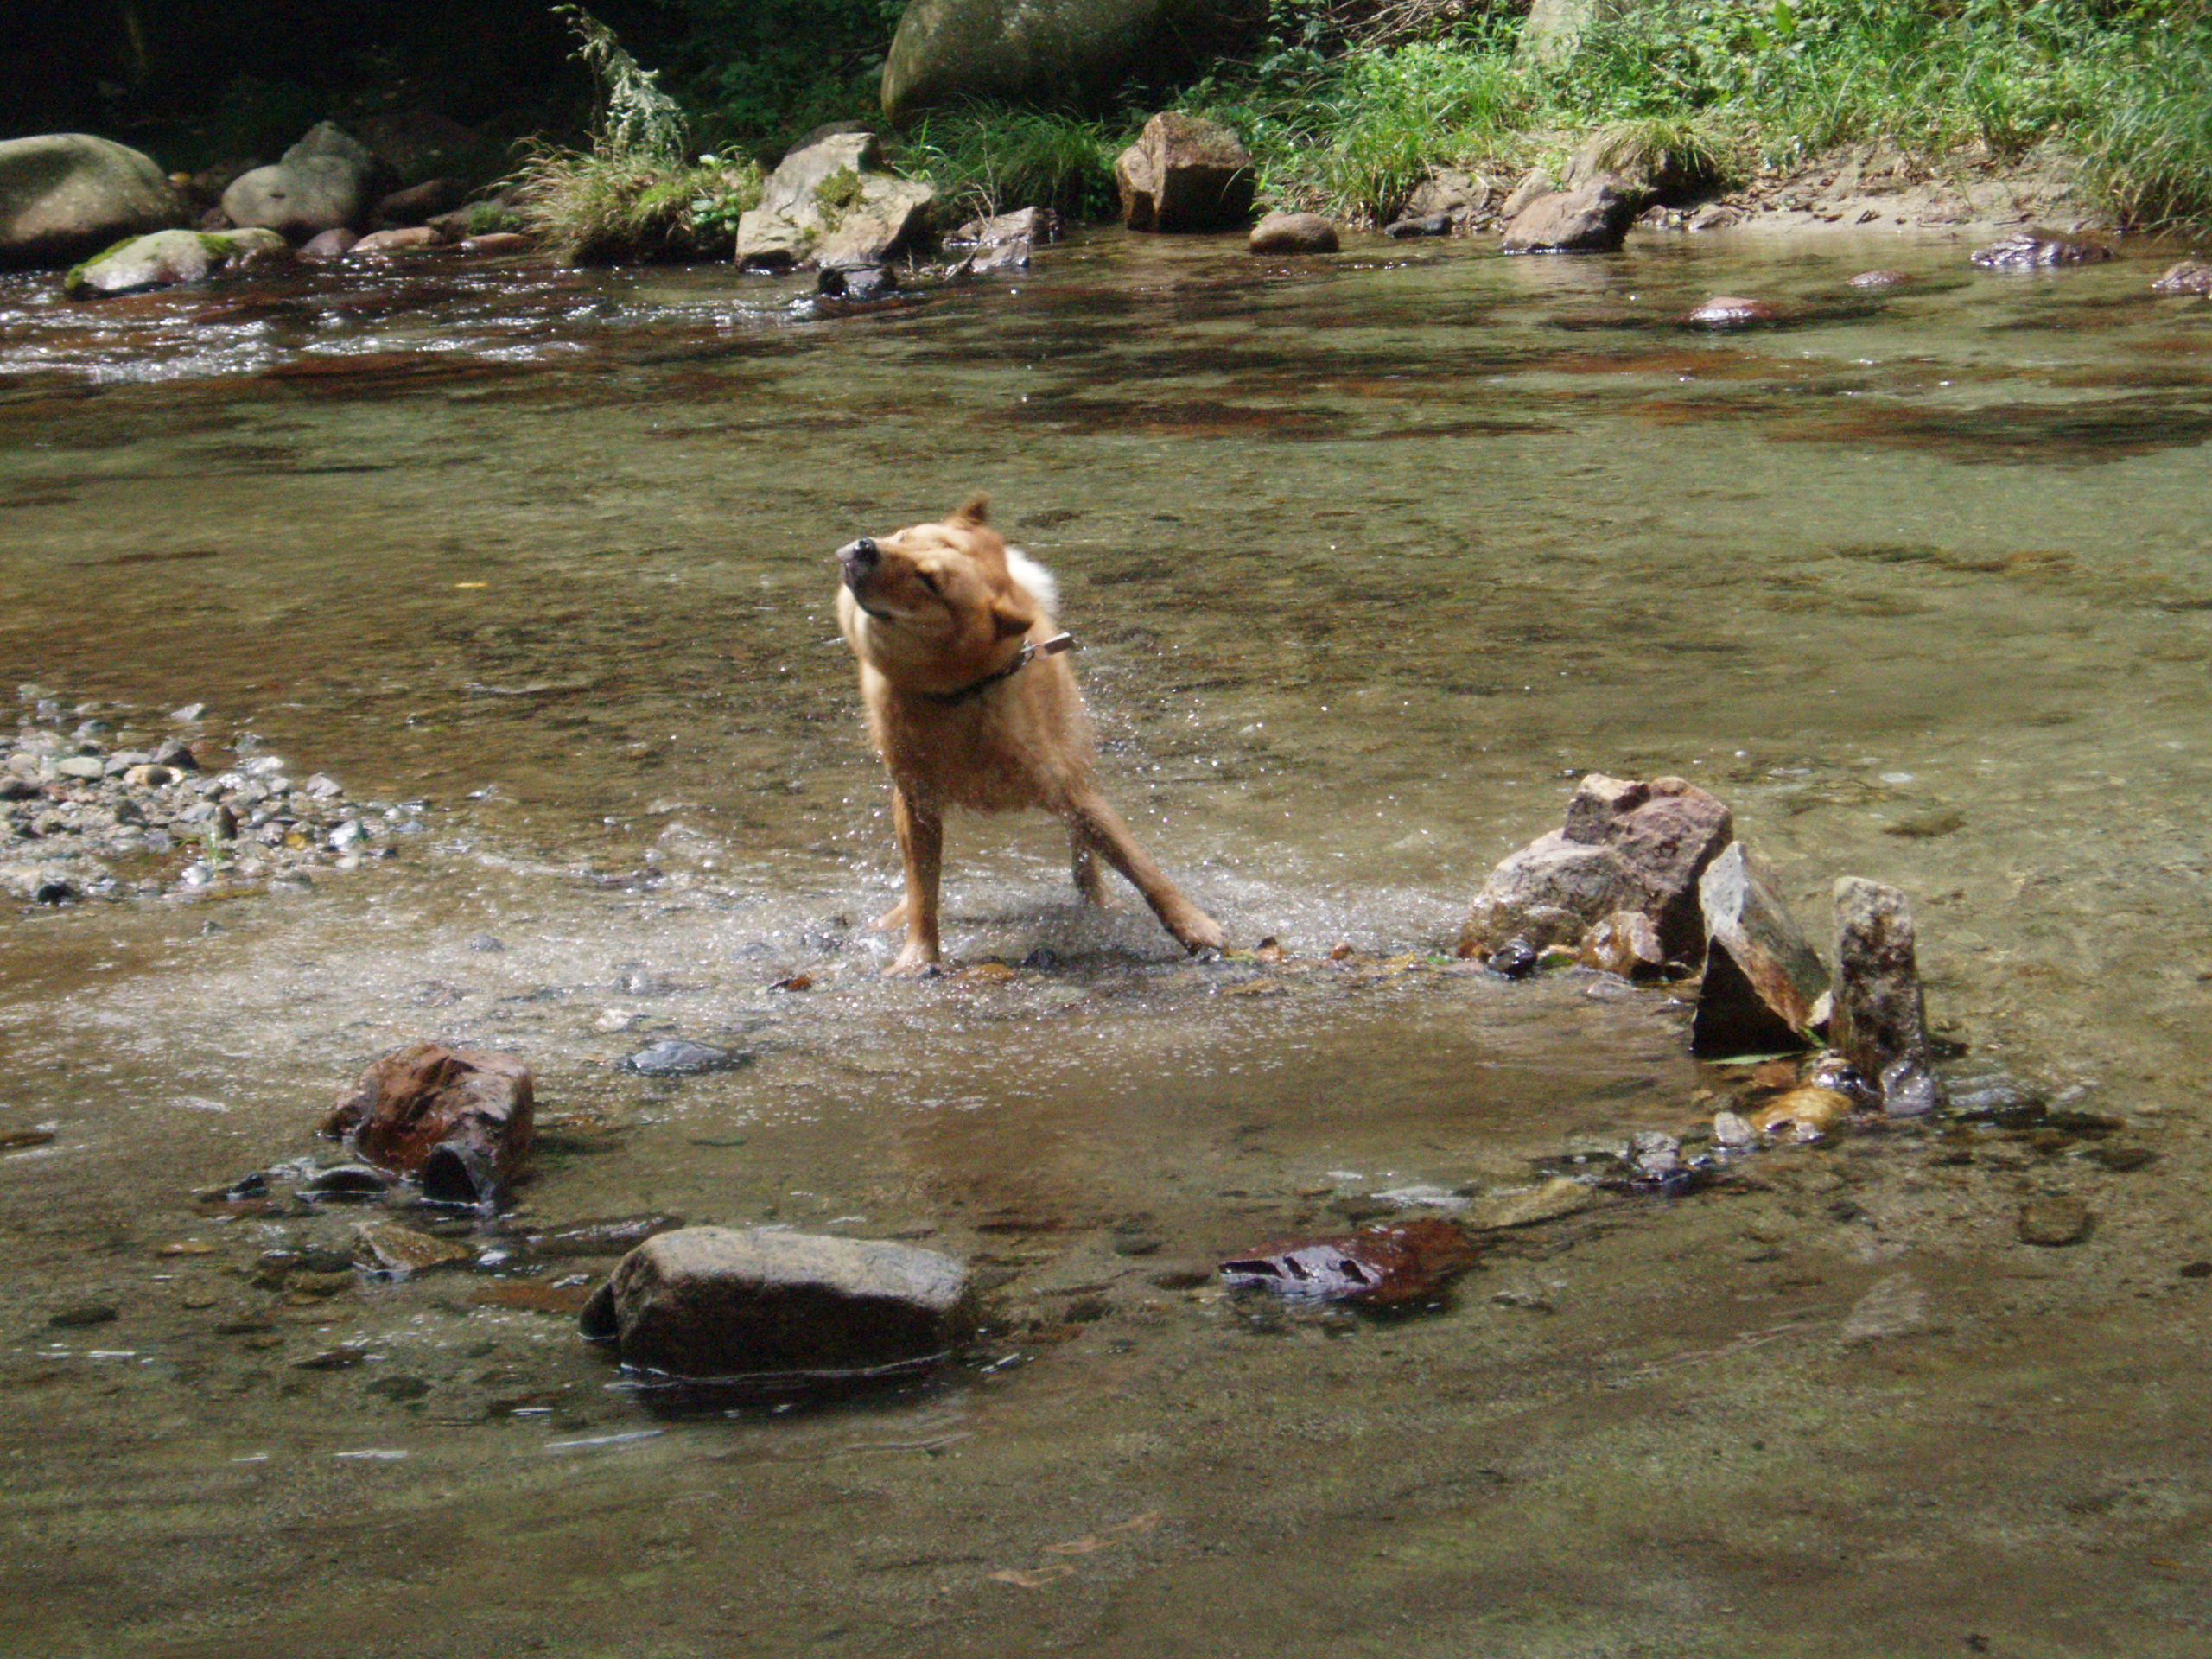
[3,684,420,904]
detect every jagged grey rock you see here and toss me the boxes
[1692,842,1830,1057]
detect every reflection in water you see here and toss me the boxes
[3,228,2210,1654]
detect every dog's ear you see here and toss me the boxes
[989,592,1034,640]
[950,493,990,528]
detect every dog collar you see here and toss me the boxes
[920,632,1076,707]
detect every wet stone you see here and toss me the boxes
[48,1302,118,1328]
[1970,229,2113,269]
[622,1039,747,1077]
[2018,1196,2094,1248]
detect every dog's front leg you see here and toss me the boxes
[888,786,944,976]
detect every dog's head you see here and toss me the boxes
[835,495,1039,684]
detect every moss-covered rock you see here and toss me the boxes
[65,226,289,298]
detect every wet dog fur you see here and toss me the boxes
[835,495,1225,975]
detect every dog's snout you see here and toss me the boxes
[838,537,880,573]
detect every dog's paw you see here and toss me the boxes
[1174,912,1228,955]
[886,943,942,977]
[873,899,910,931]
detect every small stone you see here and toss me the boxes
[2151,260,2212,296]
[1847,269,1914,289]
[1626,1131,1681,1180]
[55,756,105,779]
[2018,1196,2093,1247]
[1878,1055,1942,1118]
[622,1039,747,1077]
[353,1221,473,1277]
[302,1164,392,1198]
[365,1375,432,1402]
[294,1346,368,1371]
[168,702,207,722]
[817,264,898,299]
[1485,937,1539,978]
[613,965,674,995]
[1712,1110,1758,1149]
[1749,1086,1853,1141]
[1249,212,1338,254]
[299,227,359,260]
[48,1302,118,1328]
[1382,212,1453,238]
[467,933,505,953]
[1687,295,1778,327]
[1472,1177,1596,1229]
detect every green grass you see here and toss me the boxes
[1168,0,2212,231]
[893,108,1129,223]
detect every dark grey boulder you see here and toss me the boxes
[0,133,186,270]
[1692,842,1829,1058]
[221,124,379,240]
[580,1226,976,1378]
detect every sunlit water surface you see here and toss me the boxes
[3,229,2209,1656]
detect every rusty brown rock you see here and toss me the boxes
[1115,112,1255,232]
[325,1041,532,1204]
[1462,773,1732,961]
[1581,909,1666,979]
[1219,1218,1478,1305]
[349,225,444,257]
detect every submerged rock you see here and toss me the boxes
[1847,269,1914,289]
[946,206,1060,248]
[1969,228,2113,270]
[1831,877,1947,1116]
[1116,112,1255,233]
[1686,294,1779,327]
[622,1039,747,1077]
[1459,773,1733,962]
[1249,211,1338,254]
[817,263,899,300]
[1692,842,1829,1058]
[325,1042,533,1204]
[2018,1195,2093,1248]
[580,1226,976,1378]
[1218,1217,1478,1306]
[2151,260,2212,296]
[1383,211,1454,238]
[1501,177,1637,254]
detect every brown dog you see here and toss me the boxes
[835,495,1226,975]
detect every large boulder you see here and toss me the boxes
[0,134,186,270]
[323,1041,533,1204]
[356,109,496,188]
[882,0,1264,122]
[1459,774,1733,961]
[64,227,289,297]
[1832,877,1946,1116]
[580,1227,977,1379]
[221,123,380,240]
[1691,842,1829,1057]
[735,130,934,271]
[1501,176,1639,253]
[1116,112,1255,232]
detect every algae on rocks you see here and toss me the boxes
[735,130,933,270]
[65,227,288,297]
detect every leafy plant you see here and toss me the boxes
[898,108,1128,221]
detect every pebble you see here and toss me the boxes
[621,1039,747,1076]
[2018,1195,2094,1247]
[48,1302,118,1328]
[3,693,415,904]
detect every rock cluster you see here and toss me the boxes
[736,129,934,272]
[1969,228,2113,269]
[3,686,417,904]
[220,122,383,241]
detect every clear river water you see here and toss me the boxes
[3,226,2209,1656]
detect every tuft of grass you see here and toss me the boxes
[896,108,1127,222]
[2076,24,2212,232]
[510,8,760,264]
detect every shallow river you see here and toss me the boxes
[3,227,2210,1656]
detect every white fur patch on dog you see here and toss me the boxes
[1005,547,1060,618]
